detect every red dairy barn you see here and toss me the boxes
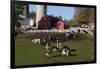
[56,21,64,30]
[38,15,70,30]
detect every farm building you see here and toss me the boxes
[18,5,70,30]
[56,21,64,30]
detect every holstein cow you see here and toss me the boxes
[57,42,70,56]
[32,38,40,44]
[61,46,70,56]
[81,30,88,34]
[45,42,70,57]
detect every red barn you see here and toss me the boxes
[56,21,64,30]
[38,16,51,29]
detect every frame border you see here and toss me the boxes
[10,0,97,68]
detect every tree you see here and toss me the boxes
[74,7,95,25]
[28,11,36,19]
[68,19,78,26]
[15,3,26,27]
[15,3,26,36]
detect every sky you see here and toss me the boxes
[29,4,75,20]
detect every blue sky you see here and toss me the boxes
[29,4,75,20]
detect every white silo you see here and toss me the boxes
[36,5,46,29]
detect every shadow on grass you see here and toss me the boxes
[46,53,78,59]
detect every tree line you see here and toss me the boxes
[74,7,95,25]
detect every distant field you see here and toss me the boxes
[15,33,95,66]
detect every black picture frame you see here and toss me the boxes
[11,0,97,68]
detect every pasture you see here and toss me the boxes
[15,32,95,66]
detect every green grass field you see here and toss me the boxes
[15,33,95,66]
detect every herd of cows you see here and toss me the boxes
[30,29,89,57]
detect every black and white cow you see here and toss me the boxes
[45,43,70,57]
[81,30,88,34]
[32,38,40,44]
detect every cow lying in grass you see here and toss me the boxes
[65,31,79,40]
[81,30,88,34]
[32,38,40,44]
[45,43,70,57]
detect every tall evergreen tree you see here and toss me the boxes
[15,3,25,28]
[14,3,25,36]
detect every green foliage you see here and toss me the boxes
[74,8,95,25]
[15,3,25,23]
[68,19,78,26]
[28,11,36,19]
[14,3,25,36]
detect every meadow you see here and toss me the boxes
[15,32,95,66]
